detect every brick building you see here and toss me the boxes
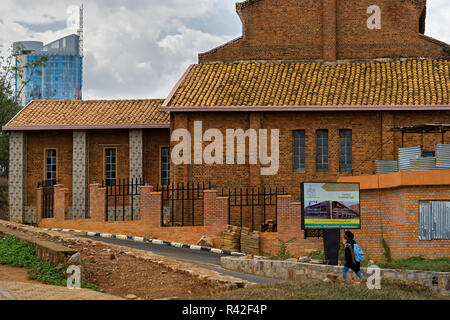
[4,100,169,224]
[3,0,450,255]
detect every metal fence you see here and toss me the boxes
[38,180,56,219]
[102,178,144,222]
[220,186,287,232]
[156,182,212,227]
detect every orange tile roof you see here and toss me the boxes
[4,99,169,130]
[166,59,449,107]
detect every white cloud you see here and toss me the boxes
[0,0,448,101]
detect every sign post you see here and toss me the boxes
[301,182,361,266]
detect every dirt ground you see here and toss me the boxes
[67,240,213,300]
[0,265,42,284]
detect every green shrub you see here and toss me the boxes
[381,237,392,262]
[271,238,296,260]
[0,236,98,290]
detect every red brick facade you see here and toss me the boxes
[200,0,449,62]
[24,129,169,212]
[170,110,450,198]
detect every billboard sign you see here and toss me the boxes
[301,182,361,230]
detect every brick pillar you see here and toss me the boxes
[172,113,190,184]
[276,196,301,236]
[249,113,262,187]
[204,190,229,230]
[36,187,43,226]
[323,0,337,62]
[9,131,26,223]
[89,184,106,222]
[54,184,69,221]
[72,130,88,219]
[140,186,160,228]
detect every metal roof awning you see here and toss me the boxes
[391,124,450,134]
[390,124,450,147]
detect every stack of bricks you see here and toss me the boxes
[220,225,241,252]
[240,227,260,255]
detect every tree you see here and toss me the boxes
[0,45,47,176]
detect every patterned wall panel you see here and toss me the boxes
[129,129,143,181]
[129,129,143,219]
[9,131,25,223]
[72,130,87,219]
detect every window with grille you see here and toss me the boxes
[45,149,57,184]
[105,148,116,186]
[161,147,170,186]
[316,130,329,172]
[293,130,306,172]
[340,129,353,172]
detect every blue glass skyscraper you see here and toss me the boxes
[14,34,83,105]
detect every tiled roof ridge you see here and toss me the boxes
[236,0,426,10]
[198,57,449,66]
[32,98,165,103]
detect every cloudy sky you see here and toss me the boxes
[0,0,449,100]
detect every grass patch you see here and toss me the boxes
[0,235,98,290]
[192,278,447,300]
[377,257,450,272]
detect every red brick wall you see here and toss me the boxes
[200,0,323,62]
[25,131,73,208]
[87,130,130,184]
[352,185,450,261]
[171,110,450,198]
[335,0,446,60]
[25,129,170,215]
[38,181,450,261]
[199,0,449,62]
[143,128,170,186]
[39,185,230,248]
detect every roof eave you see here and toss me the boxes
[162,105,450,112]
[2,124,170,132]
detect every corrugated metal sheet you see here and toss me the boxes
[419,202,433,241]
[431,201,450,240]
[436,144,450,169]
[419,201,450,241]
[409,157,437,171]
[398,146,422,171]
[375,160,399,174]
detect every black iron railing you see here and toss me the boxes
[155,182,211,227]
[220,186,287,232]
[102,178,145,221]
[38,180,58,219]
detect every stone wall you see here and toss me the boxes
[221,256,450,295]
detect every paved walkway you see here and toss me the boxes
[0,281,123,300]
